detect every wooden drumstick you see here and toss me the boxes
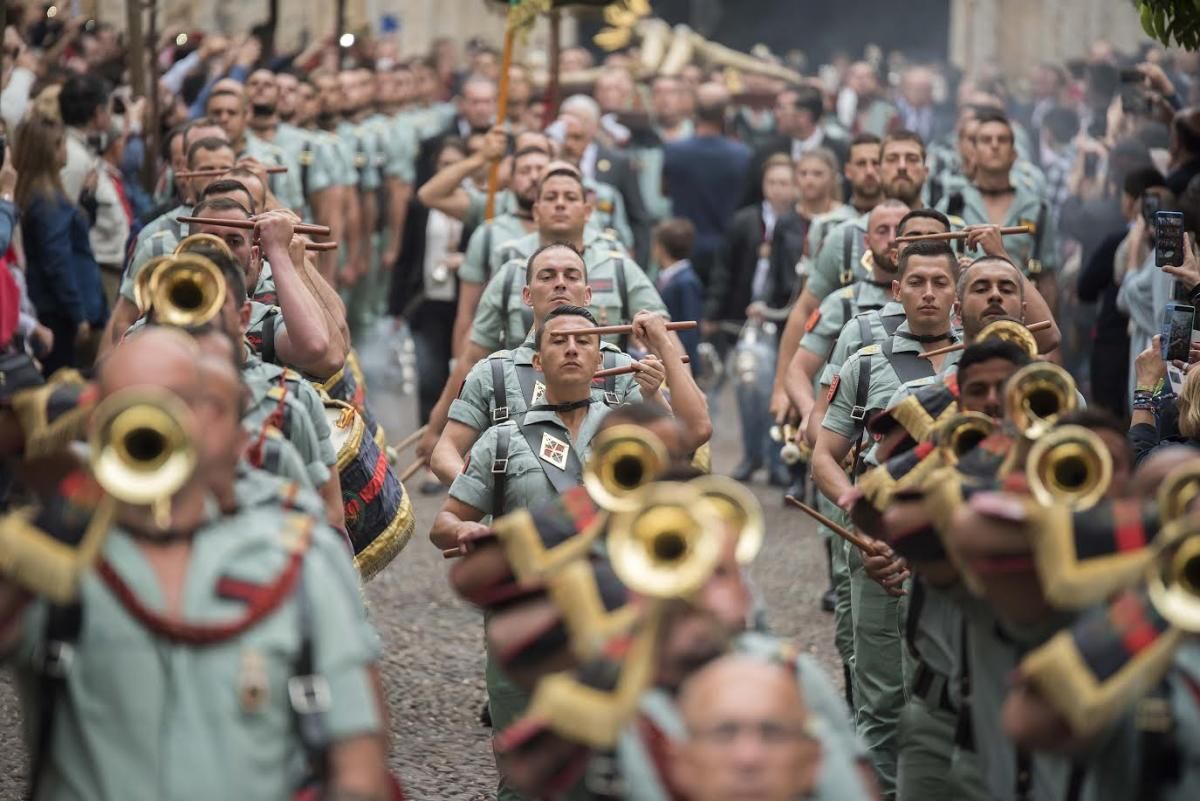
[593,355,690,379]
[555,320,698,337]
[176,165,288,178]
[399,460,425,483]
[784,495,878,554]
[895,224,1033,244]
[392,425,428,454]
[178,216,332,237]
[918,320,1053,359]
[304,241,339,251]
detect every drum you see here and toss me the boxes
[323,400,412,580]
[321,349,386,450]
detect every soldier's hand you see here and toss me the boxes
[287,234,306,268]
[481,126,508,163]
[631,310,671,351]
[254,210,296,256]
[862,538,909,596]
[964,224,1007,258]
[769,385,798,426]
[454,521,492,554]
[631,354,666,397]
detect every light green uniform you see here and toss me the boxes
[936,177,1057,278]
[807,215,869,302]
[462,178,633,251]
[819,301,905,387]
[243,132,305,212]
[241,353,335,489]
[451,401,612,801]
[7,506,381,801]
[822,322,963,798]
[617,631,874,801]
[470,234,666,354]
[118,206,190,303]
[459,212,533,286]
[274,123,352,218]
[799,280,894,362]
[800,205,859,280]
[449,337,642,434]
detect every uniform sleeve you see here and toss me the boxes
[616,370,643,404]
[821,322,864,387]
[459,223,491,286]
[305,137,340,195]
[469,263,515,352]
[298,384,337,469]
[799,293,846,357]
[806,224,846,301]
[605,186,635,250]
[284,396,332,487]
[382,123,417,184]
[119,231,175,303]
[622,259,669,318]
[822,355,864,439]
[446,358,495,432]
[448,427,500,514]
[304,521,384,740]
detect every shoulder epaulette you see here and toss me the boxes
[857,344,882,356]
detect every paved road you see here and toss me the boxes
[0,380,834,800]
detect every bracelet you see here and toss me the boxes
[1132,389,1155,412]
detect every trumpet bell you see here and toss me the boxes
[583,425,669,512]
[149,255,227,329]
[132,256,173,313]
[1006,362,1078,436]
[1146,519,1200,633]
[1158,463,1200,522]
[607,482,722,598]
[88,388,197,513]
[937,412,995,465]
[692,475,763,565]
[173,233,234,261]
[1026,425,1113,510]
[976,319,1039,358]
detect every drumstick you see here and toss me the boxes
[178,216,332,236]
[175,165,288,178]
[392,425,428,454]
[305,241,339,251]
[784,495,878,554]
[443,547,464,559]
[918,320,1053,359]
[555,320,698,337]
[593,355,690,379]
[895,224,1033,244]
[399,460,425,483]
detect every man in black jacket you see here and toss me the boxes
[744,85,849,207]
[414,75,497,187]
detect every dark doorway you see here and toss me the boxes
[585,0,952,66]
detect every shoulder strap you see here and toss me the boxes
[493,426,511,518]
[482,223,495,282]
[518,414,585,495]
[849,349,873,479]
[501,267,518,350]
[841,294,853,332]
[514,363,538,407]
[881,336,938,384]
[614,258,630,351]
[30,602,84,801]
[946,191,965,221]
[261,311,279,366]
[490,357,510,424]
[1028,201,1049,276]
[290,559,331,787]
[840,230,855,287]
[856,313,874,349]
[300,141,313,200]
[602,352,619,405]
[881,312,904,336]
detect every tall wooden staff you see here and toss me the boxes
[541,8,562,128]
[484,0,521,222]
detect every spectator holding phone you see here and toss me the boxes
[1130,335,1200,465]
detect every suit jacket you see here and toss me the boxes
[658,262,704,372]
[415,116,476,189]
[705,204,767,324]
[742,131,850,206]
[593,144,653,265]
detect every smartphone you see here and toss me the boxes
[1161,302,1196,362]
[1155,210,1186,267]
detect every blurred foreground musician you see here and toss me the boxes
[0,328,390,800]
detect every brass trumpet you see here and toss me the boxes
[132,256,172,313]
[89,387,198,529]
[583,425,670,512]
[148,255,227,329]
[607,482,723,598]
[1146,518,1200,633]
[1025,425,1113,510]
[174,233,234,260]
[692,475,764,565]
[1158,463,1200,522]
[937,412,995,465]
[976,318,1039,358]
[1006,362,1078,437]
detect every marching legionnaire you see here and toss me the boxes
[936,111,1059,310]
[430,244,698,483]
[810,240,963,797]
[0,328,390,800]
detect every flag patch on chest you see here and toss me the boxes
[540,433,570,470]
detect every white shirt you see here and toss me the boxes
[423,208,462,302]
[656,258,691,289]
[578,142,600,182]
[61,128,129,266]
[790,127,827,162]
